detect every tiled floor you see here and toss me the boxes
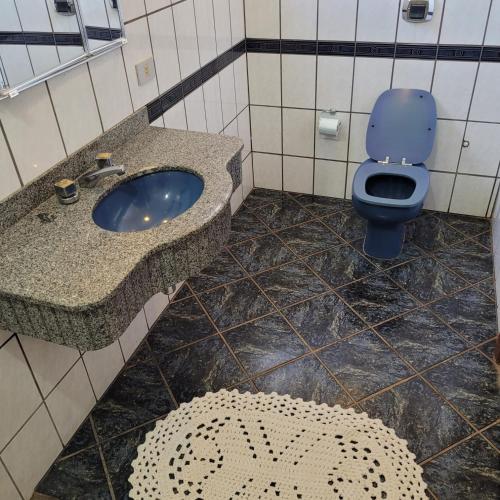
[36,189,499,499]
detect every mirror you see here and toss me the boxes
[0,0,125,99]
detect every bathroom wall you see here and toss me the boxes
[0,1,251,498]
[246,0,500,217]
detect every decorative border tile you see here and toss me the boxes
[0,27,121,46]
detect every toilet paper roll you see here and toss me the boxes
[319,115,341,137]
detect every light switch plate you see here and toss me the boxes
[135,57,155,86]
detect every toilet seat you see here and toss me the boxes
[353,159,429,208]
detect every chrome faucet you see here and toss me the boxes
[78,153,126,188]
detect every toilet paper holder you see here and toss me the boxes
[319,109,341,138]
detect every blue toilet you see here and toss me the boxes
[352,89,437,259]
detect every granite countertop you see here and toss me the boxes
[0,127,242,313]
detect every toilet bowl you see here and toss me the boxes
[352,89,436,259]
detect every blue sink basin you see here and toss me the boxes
[93,170,204,232]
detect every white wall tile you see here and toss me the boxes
[283,156,314,194]
[427,120,466,173]
[234,56,249,113]
[173,0,200,78]
[16,0,51,30]
[150,116,165,127]
[1,405,61,500]
[230,184,244,213]
[18,335,79,398]
[27,46,59,77]
[431,61,478,120]
[45,360,95,444]
[149,8,182,93]
[121,0,146,21]
[242,154,254,197]
[0,337,42,450]
[0,461,20,500]
[450,175,494,216]
[120,308,150,361]
[164,101,188,129]
[224,118,238,137]
[348,113,370,163]
[245,0,280,38]
[314,159,347,198]
[88,50,133,131]
[48,64,102,154]
[247,53,281,106]
[424,171,454,211]
[318,0,357,40]
[397,0,443,44]
[193,0,217,66]
[283,108,315,157]
[83,340,124,399]
[0,46,33,88]
[185,87,208,132]
[253,153,282,190]
[146,0,171,13]
[282,54,316,109]
[485,0,500,45]
[392,59,434,91]
[316,56,353,112]
[352,57,393,113]
[487,180,499,218]
[203,75,224,133]
[469,63,500,123]
[0,132,20,201]
[0,84,66,184]
[315,111,349,161]
[357,0,400,42]
[0,329,12,347]
[122,18,159,109]
[237,107,251,158]
[219,64,237,126]
[281,0,318,39]
[459,123,500,177]
[440,0,490,45]
[345,162,360,199]
[250,105,282,153]
[230,0,245,44]
[213,0,232,54]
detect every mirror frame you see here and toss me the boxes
[0,0,126,100]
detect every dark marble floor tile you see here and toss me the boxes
[423,436,500,500]
[37,447,111,499]
[227,205,269,245]
[224,314,307,375]
[337,273,419,325]
[187,249,246,292]
[478,339,497,359]
[387,256,467,303]
[433,239,494,284]
[171,283,192,302]
[439,212,492,237]
[476,230,492,249]
[323,209,366,241]
[424,351,500,428]
[429,287,496,344]
[482,424,499,449]
[475,277,496,300]
[101,422,154,500]
[406,214,464,252]
[254,261,329,308]
[254,354,352,407]
[233,381,257,393]
[230,233,296,274]
[199,278,274,330]
[157,335,244,403]
[318,330,413,400]
[244,188,291,209]
[256,198,313,230]
[375,309,469,371]
[91,345,175,439]
[361,378,472,462]
[60,419,96,458]
[305,244,377,288]
[292,194,351,217]
[283,293,367,348]
[148,297,215,353]
[352,238,424,270]
[275,220,342,256]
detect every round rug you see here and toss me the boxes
[129,390,426,499]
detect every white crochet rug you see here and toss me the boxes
[129,390,426,499]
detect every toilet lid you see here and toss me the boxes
[366,89,436,164]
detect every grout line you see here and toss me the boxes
[124,0,188,25]
[0,456,23,500]
[0,119,23,187]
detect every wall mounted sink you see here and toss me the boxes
[93,170,204,232]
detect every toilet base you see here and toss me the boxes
[363,221,405,260]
